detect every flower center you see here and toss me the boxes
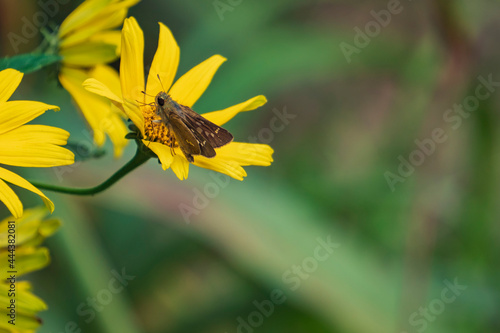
[142,105,177,147]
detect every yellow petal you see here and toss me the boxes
[60,67,129,155]
[0,124,69,145]
[1,246,50,276]
[83,78,123,105]
[0,101,59,136]
[170,154,190,180]
[192,143,273,180]
[59,0,113,38]
[104,0,140,13]
[39,218,62,238]
[215,142,274,166]
[0,207,48,247]
[123,101,144,136]
[90,30,122,55]
[60,68,105,145]
[0,280,47,315]
[59,0,139,48]
[60,42,118,66]
[0,207,60,248]
[193,157,246,181]
[145,23,180,104]
[121,17,145,107]
[82,76,135,152]
[82,0,140,32]
[0,283,46,331]
[90,65,123,99]
[0,68,23,103]
[60,9,126,48]
[169,55,226,107]
[202,95,267,126]
[0,312,42,331]
[144,140,174,170]
[0,166,54,214]
[0,206,47,229]
[0,125,75,167]
[0,178,22,218]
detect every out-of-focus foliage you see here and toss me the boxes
[0,0,498,332]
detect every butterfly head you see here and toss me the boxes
[155,91,169,109]
[154,91,180,121]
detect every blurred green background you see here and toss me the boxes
[1,0,500,332]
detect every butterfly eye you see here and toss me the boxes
[157,97,165,106]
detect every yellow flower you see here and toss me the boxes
[58,0,139,157]
[84,17,274,180]
[0,69,74,218]
[0,207,61,332]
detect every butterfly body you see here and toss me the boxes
[154,91,233,162]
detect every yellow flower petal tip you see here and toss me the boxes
[47,105,60,112]
[202,95,268,126]
[168,54,228,107]
[83,78,123,104]
[0,69,23,103]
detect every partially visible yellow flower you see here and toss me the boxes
[58,0,140,157]
[0,69,74,218]
[85,17,274,180]
[0,207,61,332]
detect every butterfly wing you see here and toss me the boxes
[190,127,217,158]
[165,103,233,161]
[179,105,234,149]
[169,113,200,162]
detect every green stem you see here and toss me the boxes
[30,146,151,196]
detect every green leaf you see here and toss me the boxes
[0,53,62,74]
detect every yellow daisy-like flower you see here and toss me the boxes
[84,17,273,180]
[58,0,139,157]
[0,69,74,218]
[0,207,61,332]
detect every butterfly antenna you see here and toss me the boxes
[135,99,155,107]
[157,74,166,92]
[140,90,156,97]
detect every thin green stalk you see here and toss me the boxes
[30,146,151,196]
